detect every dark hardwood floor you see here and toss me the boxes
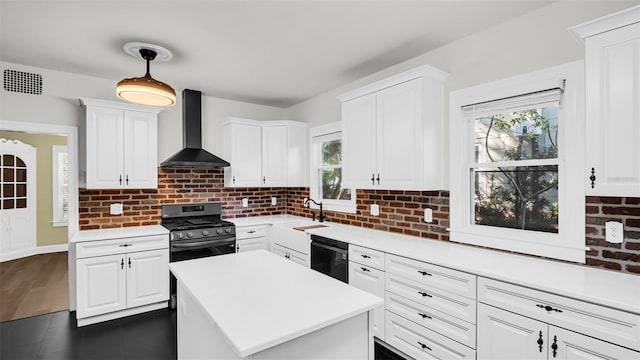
[0,309,177,360]
[0,252,69,322]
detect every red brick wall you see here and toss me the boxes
[79,168,286,230]
[585,196,640,274]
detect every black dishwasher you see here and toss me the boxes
[310,234,349,283]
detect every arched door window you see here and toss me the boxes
[1,154,28,209]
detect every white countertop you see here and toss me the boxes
[231,216,640,315]
[72,225,168,243]
[169,250,383,357]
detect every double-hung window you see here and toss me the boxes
[309,122,356,213]
[449,62,585,262]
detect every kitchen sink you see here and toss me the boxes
[270,220,329,254]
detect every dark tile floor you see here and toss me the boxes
[0,309,176,360]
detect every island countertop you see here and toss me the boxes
[169,250,383,358]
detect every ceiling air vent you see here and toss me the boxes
[3,69,42,95]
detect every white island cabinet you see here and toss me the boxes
[170,250,383,360]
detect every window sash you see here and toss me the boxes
[462,87,563,119]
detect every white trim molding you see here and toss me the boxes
[0,243,69,262]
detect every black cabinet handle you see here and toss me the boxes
[371,173,375,185]
[361,254,371,259]
[537,331,544,352]
[551,335,558,357]
[263,176,266,184]
[418,270,432,276]
[128,258,131,268]
[536,304,562,313]
[247,230,256,234]
[590,168,596,188]
[417,312,432,319]
[233,176,236,184]
[361,267,370,272]
[418,291,432,298]
[119,175,122,185]
[121,258,124,269]
[376,173,380,185]
[126,175,129,185]
[417,342,431,351]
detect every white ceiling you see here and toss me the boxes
[1,1,553,108]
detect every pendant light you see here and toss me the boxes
[117,43,176,107]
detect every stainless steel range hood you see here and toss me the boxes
[160,89,230,168]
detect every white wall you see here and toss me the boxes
[283,1,639,186]
[0,62,286,164]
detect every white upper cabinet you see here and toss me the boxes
[224,118,308,187]
[571,6,640,197]
[80,98,162,189]
[338,65,448,190]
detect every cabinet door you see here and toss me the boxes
[261,126,288,186]
[342,93,377,189]
[376,78,423,190]
[271,243,289,259]
[236,238,266,252]
[76,254,127,318]
[85,106,124,188]
[126,249,169,308]
[228,123,262,187]
[586,22,640,196]
[550,326,640,360]
[288,248,309,267]
[477,303,547,360]
[349,262,385,340]
[123,110,158,188]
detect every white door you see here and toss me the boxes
[550,325,640,360]
[76,254,127,318]
[236,238,265,252]
[229,123,262,187]
[126,249,169,308]
[585,22,640,196]
[261,125,287,186]
[477,303,547,360]
[348,262,385,340]
[85,106,124,188]
[0,138,36,254]
[342,93,377,189]
[376,78,423,190]
[123,110,158,188]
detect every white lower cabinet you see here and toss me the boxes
[75,233,169,326]
[236,225,268,253]
[271,243,308,267]
[349,260,385,340]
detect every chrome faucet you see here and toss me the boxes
[304,198,325,222]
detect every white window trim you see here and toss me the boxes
[309,122,356,214]
[52,145,68,227]
[449,61,586,263]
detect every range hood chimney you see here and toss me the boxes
[160,89,230,168]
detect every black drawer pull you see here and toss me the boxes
[361,267,370,272]
[551,335,558,357]
[417,312,432,319]
[417,342,431,351]
[537,331,544,352]
[536,304,562,313]
[418,291,432,298]
[361,254,371,259]
[418,270,432,276]
[247,230,256,234]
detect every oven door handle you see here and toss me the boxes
[172,238,235,248]
[311,241,349,255]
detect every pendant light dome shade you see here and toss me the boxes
[117,48,176,107]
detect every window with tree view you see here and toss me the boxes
[473,107,558,233]
[318,137,351,201]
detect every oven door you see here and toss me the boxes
[170,236,236,262]
[310,235,349,283]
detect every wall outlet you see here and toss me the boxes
[605,221,623,244]
[110,203,123,215]
[271,197,277,206]
[424,208,433,223]
[370,204,380,216]
[242,198,248,207]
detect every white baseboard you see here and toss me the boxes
[0,244,69,262]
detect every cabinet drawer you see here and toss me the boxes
[350,245,385,270]
[478,277,640,352]
[385,311,476,360]
[386,292,476,349]
[236,225,268,240]
[386,254,476,299]
[387,273,476,324]
[76,235,169,258]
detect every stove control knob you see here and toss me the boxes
[225,228,232,234]
[202,230,209,236]
[216,229,223,235]
[187,232,194,238]
[177,233,183,239]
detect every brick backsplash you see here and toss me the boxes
[79,169,639,275]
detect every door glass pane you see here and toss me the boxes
[3,184,14,197]
[3,168,14,182]
[15,184,26,197]
[474,165,558,233]
[474,107,558,163]
[15,168,26,182]
[3,199,14,209]
[320,168,351,200]
[2,155,14,166]
[321,140,342,166]
[16,199,26,208]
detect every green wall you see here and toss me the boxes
[0,131,68,246]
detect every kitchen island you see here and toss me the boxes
[169,250,383,359]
